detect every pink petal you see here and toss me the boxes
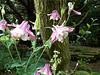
[50,32,57,44]
[61,20,66,27]
[73,10,81,15]
[37,67,43,69]
[26,29,35,41]
[63,27,74,33]
[8,24,19,27]
[20,21,28,29]
[34,72,40,75]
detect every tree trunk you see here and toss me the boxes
[34,0,70,71]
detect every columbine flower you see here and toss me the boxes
[47,10,60,20]
[50,20,74,44]
[8,21,35,41]
[34,72,40,75]
[37,63,52,75]
[68,2,81,15]
[0,19,7,32]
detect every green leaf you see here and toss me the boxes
[35,14,40,29]
[0,6,1,10]
[34,46,43,52]
[22,61,27,65]
[46,40,52,49]
[7,40,14,48]
[61,8,66,17]
[87,23,90,28]
[92,23,99,26]
[83,37,86,40]
[77,35,80,38]
[86,31,91,34]
[32,41,35,48]
[45,27,52,29]
[17,68,25,74]
[0,33,4,36]
[91,18,93,21]
[11,63,22,68]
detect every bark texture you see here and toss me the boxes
[34,0,70,71]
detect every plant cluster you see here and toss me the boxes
[1,2,98,75]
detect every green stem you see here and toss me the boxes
[58,7,67,25]
[76,21,94,43]
[7,48,15,65]
[53,20,55,25]
[24,45,44,72]
[64,11,71,26]
[24,39,50,73]
[69,62,78,75]
[53,71,56,75]
[64,3,75,26]
[13,39,22,65]
[35,30,38,48]
[58,16,63,25]
[7,47,20,74]
[33,47,47,70]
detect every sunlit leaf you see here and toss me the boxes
[87,23,90,28]
[46,40,52,49]
[45,27,52,29]
[7,40,14,48]
[86,31,91,34]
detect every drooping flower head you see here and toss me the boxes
[8,21,35,41]
[37,63,52,75]
[33,72,40,75]
[47,10,60,20]
[0,19,7,32]
[68,2,81,15]
[50,21,74,44]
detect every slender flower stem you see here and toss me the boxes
[35,30,38,48]
[69,62,79,75]
[24,45,44,73]
[7,47,20,74]
[53,20,55,25]
[24,39,50,73]
[7,47,15,65]
[13,39,22,65]
[58,7,67,25]
[33,47,47,71]
[64,3,75,26]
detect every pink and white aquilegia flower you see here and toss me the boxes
[47,10,60,20]
[8,21,35,41]
[50,20,74,44]
[37,63,52,75]
[68,2,81,15]
[0,19,7,32]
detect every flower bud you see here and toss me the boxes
[1,9,5,15]
[35,14,40,30]
[61,8,66,17]
[1,5,5,15]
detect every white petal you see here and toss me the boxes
[21,34,29,41]
[68,2,73,8]
[64,32,68,38]
[0,26,5,32]
[57,35,63,42]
